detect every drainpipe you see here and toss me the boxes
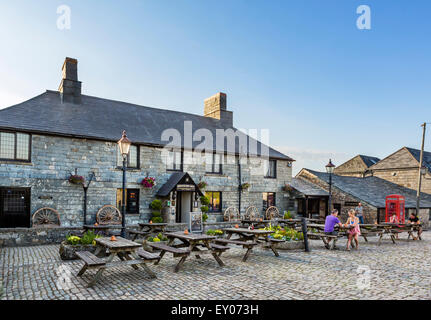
[238,154,242,215]
[83,172,95,225]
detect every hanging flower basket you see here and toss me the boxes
[241,183,250,191]
[141,177,156,188]
[197,181,207,189]
[68,175,85,185]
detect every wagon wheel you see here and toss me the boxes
[32,207,60,227]
[265,206,280,220]
[224,207,240,222]
[245,206,259,221]
[96,205,122,225]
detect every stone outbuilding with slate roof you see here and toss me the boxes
[334,154,380,177]
[293,169,431,228]
[367,147,431,195]
[0,58,294,229]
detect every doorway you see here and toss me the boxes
[0,187,31,228]
[175,191,193,223]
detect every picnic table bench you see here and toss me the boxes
[149,232,228,272]
[128,222,168,241]
[218,228,277,262]
[82,224,122,236]
[76,236,157,287]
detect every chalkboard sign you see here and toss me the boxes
[190,212,203,233]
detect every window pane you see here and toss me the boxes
[174,151,182,170]
[214,154,221,173]
[128,145,138,168]
[263,159,269,176]
[205,153,213,172]
[0,132,15,159]
[16,133,30,160]
[269,160,276,177]
[166,150,174,170]
[212,192,221,211]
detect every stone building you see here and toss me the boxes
[367,147,431,195]
[0,57,294,229]
[333,155,380,177]
[290,169,431,228]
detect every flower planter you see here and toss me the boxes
[59,241,103,260]
[270,241,304,250]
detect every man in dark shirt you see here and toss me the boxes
[407,213,422,240]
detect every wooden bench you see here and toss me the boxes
[309,233,340,250]
[128,229,150,240]
[76,251,107,287]
[136,248,162,262]
[214,238,258,248]
[209,243,230,252]
[148,242,190,259]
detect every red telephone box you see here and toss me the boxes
[385,194,405,223]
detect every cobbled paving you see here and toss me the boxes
[1,232,431,300]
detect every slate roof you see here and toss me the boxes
[359,155,380,168]
[405,147,431,171]
[0,91,292,160]
[305,169,431,208]
[289,178,328,197]
[156,172,203,197]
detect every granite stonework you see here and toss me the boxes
[0,134,293,232]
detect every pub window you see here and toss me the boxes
[117,145,139,168]
[0,132,31,161]
[263,159,276,178]
[116,189,140,214]
[263,192,276,210]
[167,149,183,171]
[205,153,222,174]
[205,191,222,213]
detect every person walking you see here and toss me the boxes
[355,202,364,224]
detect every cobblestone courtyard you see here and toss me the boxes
[1,232,430,300]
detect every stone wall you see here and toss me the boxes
[0,134,293,228]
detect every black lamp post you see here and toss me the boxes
[117,130,132,238]
[325,159,335,214]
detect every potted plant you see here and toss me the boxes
[150,199,163,223]
[68,175,85,185]
[141,177,156,188]
[264,226,304,250]
[283,210,293,220]
[206,229,224,238]
[59,230,102,260]
[144,233,168,252]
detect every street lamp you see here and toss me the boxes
[117,130,132,238]
[325,159,336,214]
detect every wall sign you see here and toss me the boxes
[176,184,195,191]
[190,212,203,233]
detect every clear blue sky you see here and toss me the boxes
[0,0,430,174]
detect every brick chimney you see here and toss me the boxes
[58,57,82,104]
[204,92,233,126]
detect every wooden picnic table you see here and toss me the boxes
[276,219,302,229]
[217,228,278,262]
[76,236,158,287]
[149,232,229,272]
[241,219,271,229]
[128,222,168,241]
[82,224,122,236]
[376,223,422,243]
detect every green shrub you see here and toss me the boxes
[152,210,162,217]
[283,211,293,219]
[66,235,81,245]
[202,213,208,222]
[80,230,100,245]
[200,205,209,213]
[151,216,163,223]
[150,199,163,211]
[200,196,210,206]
